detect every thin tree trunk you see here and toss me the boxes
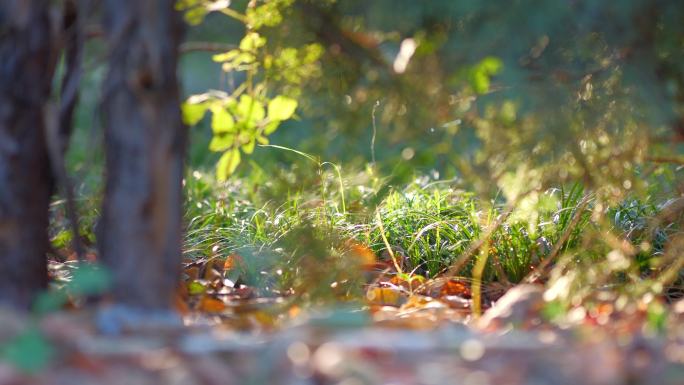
[0,0,55,309]
[100,0,186,309]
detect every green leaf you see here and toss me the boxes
[471,71,490,94]
[237,95,265,122]
[647,302,667,333]
[68,263,111,296]
[217,149,241,181]
[1,328,55,373]
[242,138,256,154]
[209,134,234,152]
[470,56,503,94]
[183,9,208,25]
[210,106,235,133]
[541,300,566,322]
[33,291,68,315]
[239,32,266,51]
[50,229,73,249]
[267,95,297,121]
[212,49,240,62]
[480,56,503,74]
[187,281,207,295]
[263,120,280,135]
[182,102,209,125]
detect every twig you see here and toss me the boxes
[83,23,236,55]
[646,156,684,165]
[180,42,236,54]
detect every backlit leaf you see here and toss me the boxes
[242,138,256,154]
[263,120,280,135]
[187,281,207,295]
[237,95,265,122]
[216,148,241,181]
[267,95,297,121]
[256,134,269,145]
[239,32,266,52]
[182,102,209,125]
[209,134,234,152]
[212,49,240,62]
[210,106,235,133]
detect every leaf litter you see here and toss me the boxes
[0,247,682,385]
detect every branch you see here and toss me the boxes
[180,42,236,54]
[646,156,684,165]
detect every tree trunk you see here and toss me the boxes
[0,0,55,309]
[100,0,186,309]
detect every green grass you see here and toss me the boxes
[47,158,678,305]
[178,164,676,302]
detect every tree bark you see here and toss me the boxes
[100,0,186,309]
[0,0,55,309]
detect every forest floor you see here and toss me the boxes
[5,174,680,384]
[2,305,683,385]
[1,257,683,385]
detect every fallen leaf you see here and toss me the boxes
[366,285,407,307]
[440,279,472,298]
[199,296,226,313]
[185,266,199,281]
[347,241,377,266]
[224,254,246,271]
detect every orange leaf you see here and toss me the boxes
[224,253,246,271]
[185,266,199,281]
[199,296,226,313]
[440,279,472,298]
[366,286,406,307]
[349,242,377,265]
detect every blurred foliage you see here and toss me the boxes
[0,328,54,373]
[177,0,683,195]
[47,0,684,316]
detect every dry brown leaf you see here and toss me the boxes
[224,254,246,271]
[347,241,377,266]
[185,266,199,281]
[199,296,226,313]
[440,279,472,298]
[366,286,406,307]
[389,275,425,292]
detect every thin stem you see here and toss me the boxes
[376,209,403,273]
[472,242,490,318]
[370,100,380,166]
[218,7,248,23]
